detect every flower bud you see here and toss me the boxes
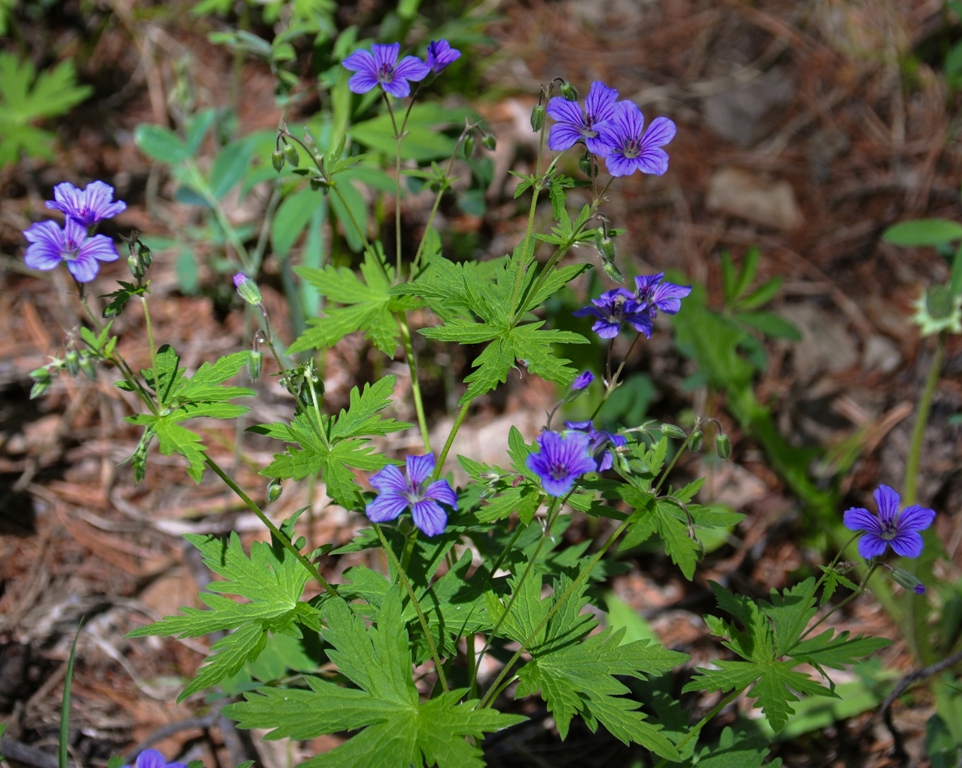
[30,379,51,399]
[128,253,143,280]
[481,133,496,151]
[271,149,285,172]
[460,133,475,159]
[602,259,625,284]
[302,127,316,149]
[559,81,579,101]
[283,143,300,167]
[890,566,926,595]
[571,370,594,391]
[248,349,263,381]
[65,349,80,376]
[578,150,597,178]
[715,432,731,460]
[79,353,97,381]
[233,273,263,305]
[689,428,703,452]
[267,478,282,503]
[530,103,545,132]
[594,229,616,263]
[660,423,686,440]
[29,367,51,383]
[137,241,153,268]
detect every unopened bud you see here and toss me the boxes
[302,127,316,149]
[29,367,51,383]
[661,423,686,440]
[137,241,152,268]
[571,370,594,391]
[715,432,731,460]
[559,81,578,101]
[530,103,545,132]
[128,253,143,279]
[578,150,596,177]
[283,143,300,167]
[890,566,926,595]
[460,133,475,159]
[594,229,616,262]
[689,428,703,452]
[481,133,496,151]
[65,349,80,376]
[267,478,282,503]
[248,349,263,381]
[271,149,285,172]
[30,379,51,399]
[79,353,97,381]
[233,273,263,305]
[602,259,624,284]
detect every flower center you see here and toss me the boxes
[879,520,898,541]
[622,139,640,158]
[64,237,81,260]
[549,461,569,481]
[378,63,394,82]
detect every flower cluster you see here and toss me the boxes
[23,181,125,282]
[366,453,457,536]
[547,80,676,177]
[575,273,691,339]
[343,39,460,98]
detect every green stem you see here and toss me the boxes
[794,563,879,646]
[204,457,338,599]
[383,95,404,283]
[397,314,431,452]
[652,689,742,768]
[141,295,158,377]
[371,523,450,693]
[904,331,945,506]
[432,401,471,481]
[653,430,695,495]
[478,511,633,710]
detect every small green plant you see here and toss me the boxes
[0,51,92,166]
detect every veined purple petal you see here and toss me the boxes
[584,132,616,156]
[406,453,435,486]
[366,491,409,523]
[343,49,376,72]
[372,43,400,71]
[843,507,881,535]
[584,81,619,125]
[381,77,412,98]
[23,221,66,270]
[370,464,409,494]
[640,116,676,149]
[572,305,604,320]
[571,371,594,390]
[650,281,692,314]
[424,479,458,509]
[79,233,120,263]
[66,251,100,282]
[134,751,167,768]
[857,533,888,559]
[546,97,585,127]
[874,485,901,525]
[64,216,88,245]
[591,318,622,338]
[634,147,670,176]
[426,40,461,73]
[613,101,645,142]
[897,505,936,533]
[392,55,431,83]
[82,180,127,221]
[411,499,446,536]
[604,152,640,177]
[890,530,924,558]
[548,123,584,152]
[348,71,379,94]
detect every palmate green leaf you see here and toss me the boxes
[789,630,892,671]
[289,248,418,355]
[0,52,92,165]
[763,578,818,656]
[259,376,409,507]
[127,532,314,701]
[225,590,524,768]
[127,347,253,481]
[618,488,701,579]
[692,726,781,768]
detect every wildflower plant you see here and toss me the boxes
[24,40,928,768]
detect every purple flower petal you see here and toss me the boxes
[548,123,585,152]
[135,751,168,768]
[366,491,409,523]
[571,371,594,390]
[373,43,400,70]
[411,499,446,536]
[843,507,881,534]
[584,81,619,125]
[640,116,676,149]
[526,431,597,498]
[406,453,435,486]
[634,147,670,176]
[343,49,376,73]
[46,181,126,225]
[424,479,458,509]
[591,318,622,338]
[381,77,412,98]
[604,152,640,177]
[348,71,379,94]
[546,97,585,127]
[426,40,461,73]
[392,55,431,84]
[66,251,101,282]
[23,221,66,270]
[890,530,924,558]
[370,464,409,494]
[857,533,888,559]
[874,485,901,525]
[79,233,120,263]
[898,505,936,533]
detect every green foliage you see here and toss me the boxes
[125,346,254,482]
[128,529,317,701]
[255,376,410,508]
[883,219,962,247]
[684,581,891,731]
[0,52,92,165]
[225,589,524,768]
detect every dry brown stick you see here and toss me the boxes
[0,737,76,768]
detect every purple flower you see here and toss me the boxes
[342,43,431,98]
[563,421,626,471]
[573,288,653,339]
[546,81,619,155]
[634,273,692,318]
[596,101,676,177]
[526,430,598,497]
[122,750,186,768]
[571,370,594,391]
[843,485,936,559]
[426,40,461,73]
[45,181,126,226]
[23,218,118,282]
[366,453,457,536]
